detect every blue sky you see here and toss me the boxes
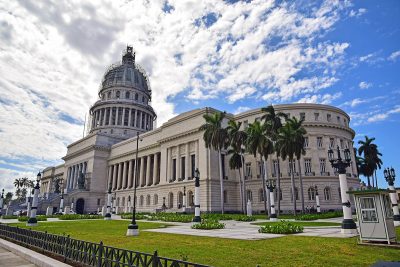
[0,0,399,191]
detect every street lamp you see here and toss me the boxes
[193,168,201,222]
[328,146,357,234]
[266,179,277,221]
[314,185,321,214]
[112,192,117,214]
[0,189,4,217]
[182,186,187,213]
[384,167,400,223]
[27,172,41,226]
[127,131,141,236]
[104,184,112,220]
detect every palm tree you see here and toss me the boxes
[226,120,247,214]
[288,117,307,213]
[357,136,383,188]
[245,120,274,219]
[275,117,306,216]
[199,111,229,213]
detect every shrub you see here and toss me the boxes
[235,215,256,222]
[191,219,225,230]
[258,220,303,234]
[1,215,18,219]
[59,214,102,220]
[18,215,47,222]
[295,211,343,221]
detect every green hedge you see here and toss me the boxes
[18,215,47,222]
[259,220,303,234]
[1,215,18,219]
[59,214,103,220]
[295,211,343,221]
[191,219,225,230]
[234,215,256,222]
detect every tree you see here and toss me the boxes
[275,117,307,216]
[261,105,288,216]
[5,192,13,205]
[245,120,274,219]
[357,136,383,188]
[200,111,229,213]
[226,120,247,214]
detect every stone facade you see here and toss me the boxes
[39,47,360,214]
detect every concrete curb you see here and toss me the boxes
[0,238,70,267]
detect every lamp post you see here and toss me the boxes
[384,167,400,224]
[127,195,131,213]
[266,179,277,221]
[59,179,64,214]
[112,192,116,214]
[127,131,141,236]
[193,168,201,223]
[27,172,41,226]
[104,185,112,220]
[315,185,321,214]
[182,186,187,213]
[0,189,4,217]
[328,146,357,234]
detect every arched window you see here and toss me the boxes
[139,195,144,206]
[324,187,331,201]
[146,195,151,206]
[153,194,158,205]
[259,189,264,202]
[142,96,145,103]
[308,187,316,201]
[108,92,111,99]
[246,190,253,202]
[224,190,228,204]
[188,191,194,206]
[116,91,120,99]
[135,93,138,101]
[121,197,125,207]
[125,91,130,99]
[168,192,173,208]
[177,191,183,208]
[274,187,283,201]
[116,197,120,206]
[291,187,299,202]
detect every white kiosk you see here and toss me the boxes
[349,189,397,245]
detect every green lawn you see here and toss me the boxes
[12,220,400,267]
[252,221,341,227]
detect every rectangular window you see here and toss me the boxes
[97,198,101,205]
[273,160,280,177]
[304,137,309,148]
[172,159,176,181]
[317,137,323,148]
[327,114,331,122]
[243,120,248,130]
[314,113,319,121]
[136,111,141,128]
[319,158,326,173]
[337,116,340,123]
[288,160,296,174]
[117,107,123,125]
[181,157,185,180]
[130,109,136,127]
[344,119,347,126]
[221,154,227,180]
[304,159,312,173]
[105,108,110,125]
[340,139,344,148]
[191,154,196,178]
[124,108,129,126]
[245,163,252,179]
[257,161,262,178]
[329,138,335,148]
[111,107,116,125]
[360,197,378,222]
[300,112,305,121]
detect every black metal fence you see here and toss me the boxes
[0,224,210,267]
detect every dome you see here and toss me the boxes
[99,46,151,96]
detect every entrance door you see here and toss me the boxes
[76,198,85,214]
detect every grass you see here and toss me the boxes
[11,220,400,267]
[252,221,341,227]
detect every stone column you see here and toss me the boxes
[315,189,321,214]
[195,141,199,169]
[112,164,118,190]
[128,108,132,127]
[140,157,145,186]
[146,155,152,186]
[109,108,113,125]
[153,154,158,185]
[117,162,123,190]
[176,146,181,180]
[116,107,119,125]
[122,108,126,126]
[127,160,133,188]
[103,108,107,126]
[123,161,128,189]
[185,143,190,180]
[166,148,170,182]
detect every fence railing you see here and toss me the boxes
[0,224,210,267]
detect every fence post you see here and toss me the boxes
[152,250,158,267]
[97,241,103,267]
[63,234,70,263]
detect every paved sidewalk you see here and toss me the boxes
[0,246,36,267]
[144,220,358,240]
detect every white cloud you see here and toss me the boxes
[297,92,342,104]
[350,105,400,125]
[388,50,400,61]
[349,8,367,17]
[233,106,251,115]
[0,0,353,186]
[359,81,372,89]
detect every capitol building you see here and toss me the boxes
[39,46,360,214]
